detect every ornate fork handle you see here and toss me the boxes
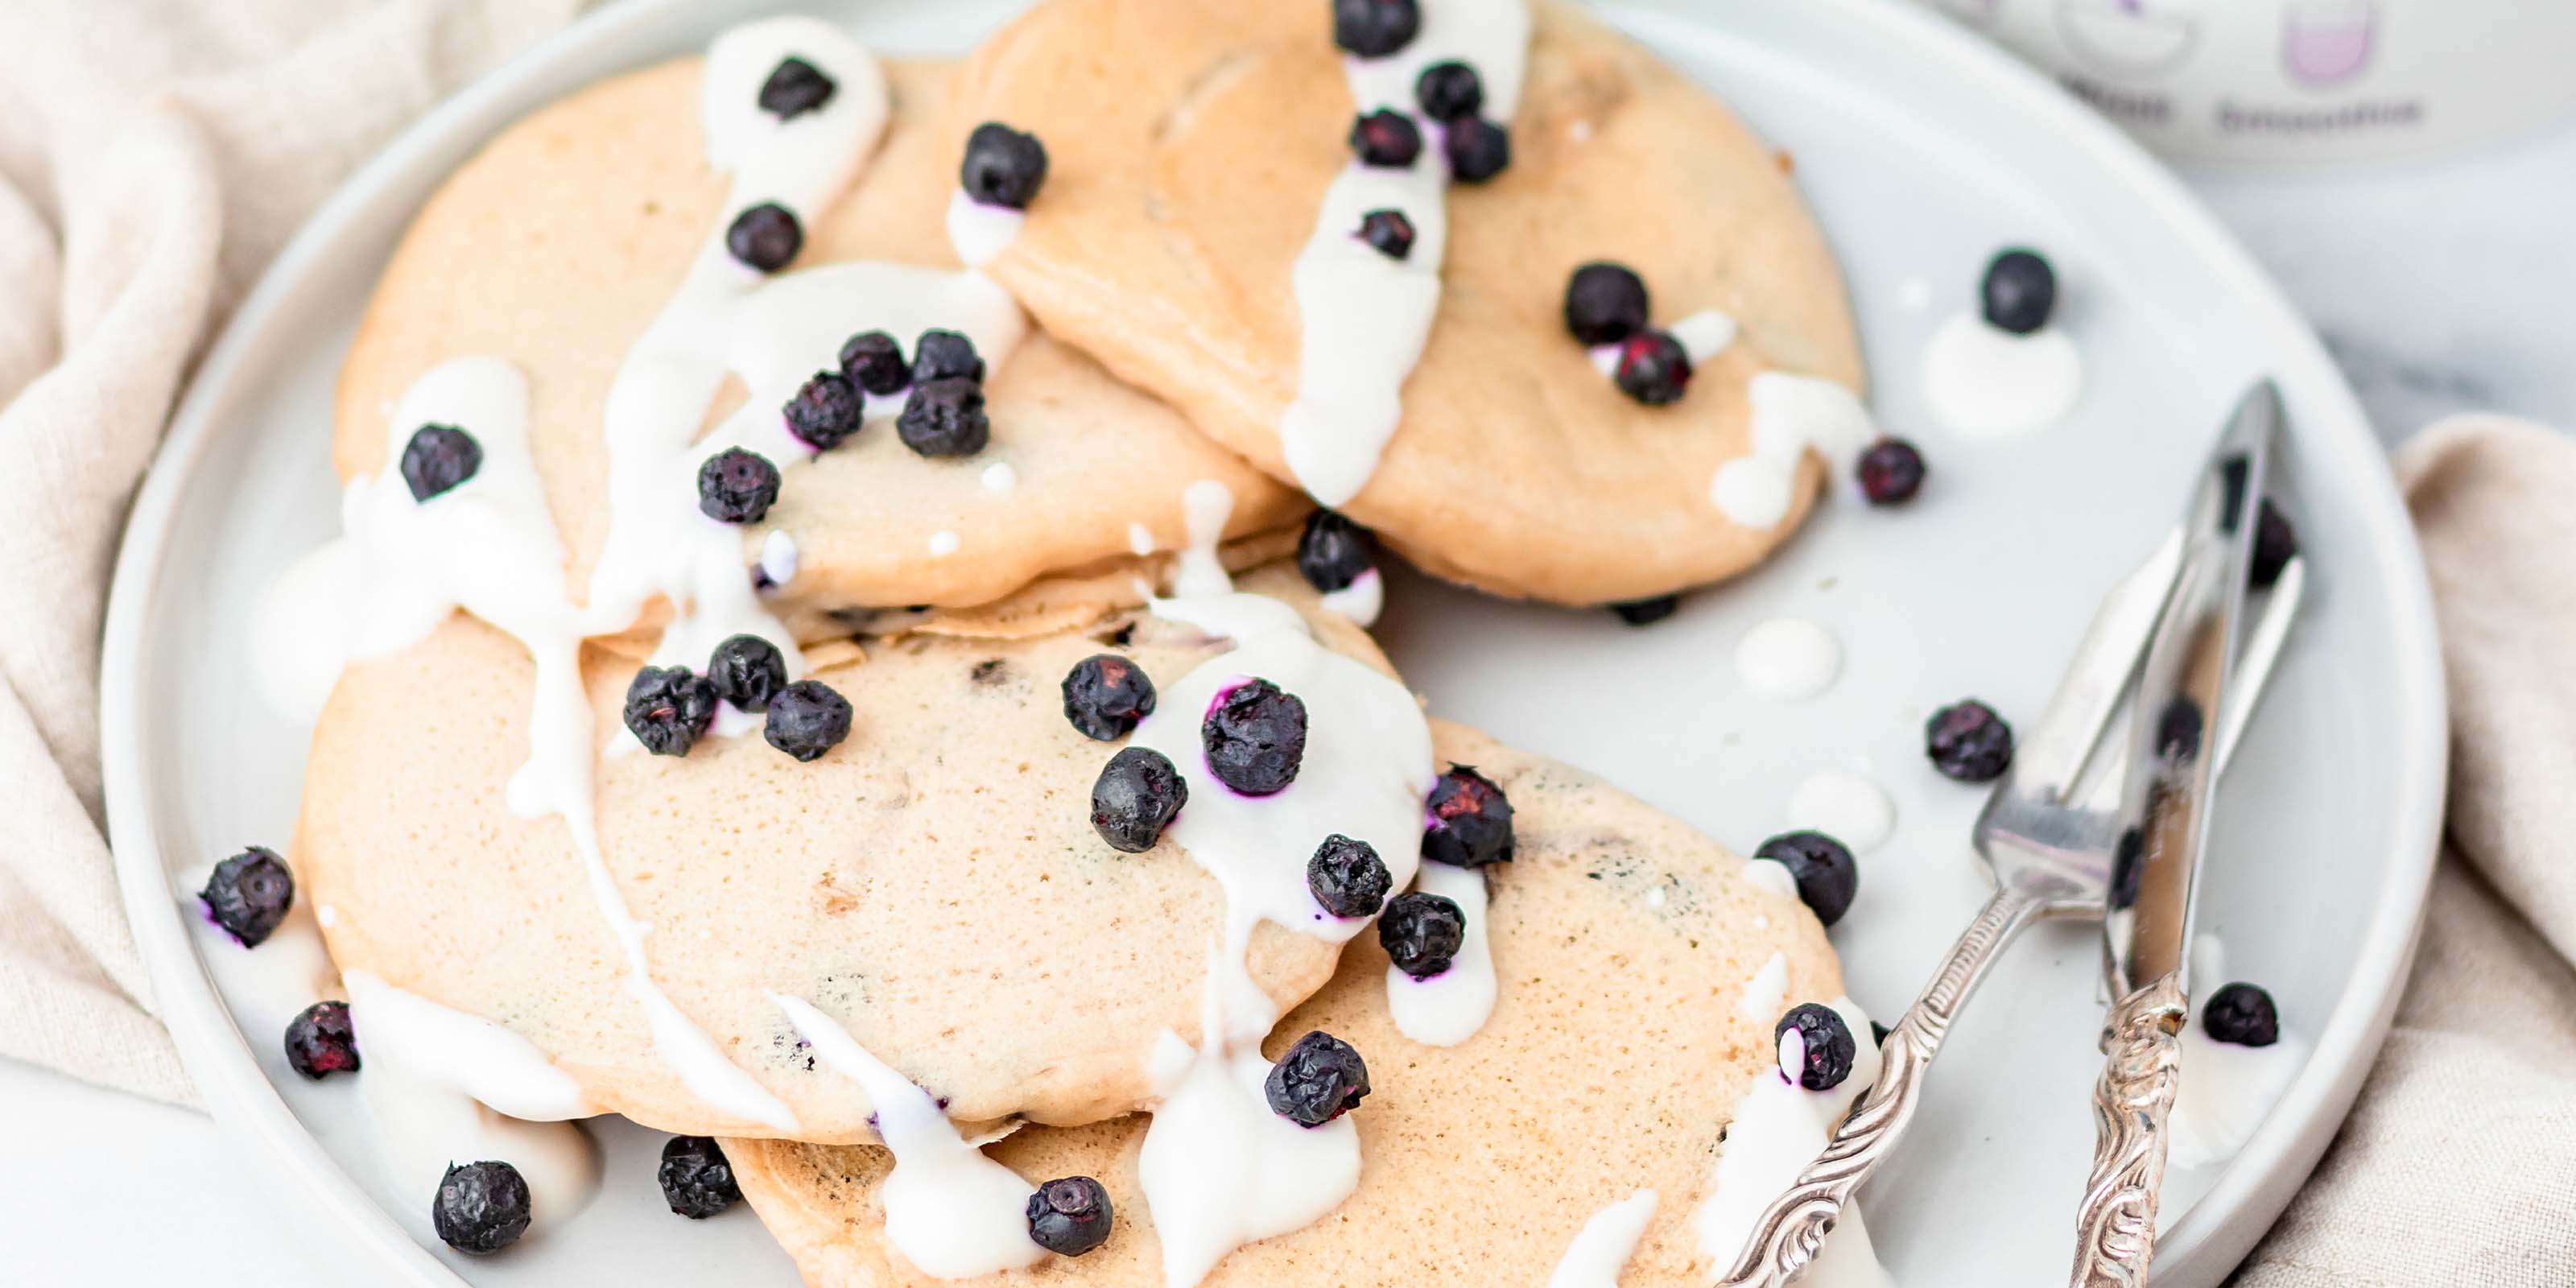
[2068,973,2186,1287]
[1719,886,2048,1286]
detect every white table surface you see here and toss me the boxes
[14,107,2571,1284]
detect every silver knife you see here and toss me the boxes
[2067,381,2283,1286]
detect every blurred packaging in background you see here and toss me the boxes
[1910,0,2576,166]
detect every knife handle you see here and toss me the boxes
[2070,973,2188,1288]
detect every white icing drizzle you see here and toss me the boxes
[1128,520,1158,557]
[1693,997,1893,1287]
[1670,308,1740,364]
[1741,857,1798,901]
[774,996,1046,1278]
[1277,0,1533,506]
[944,188,1026,270]
[1708,374,1878,530]
[1319,567,1384,628]
[1549,1188,1659,1288]
[759,529,799,587]
[979,461,1018,493]
[1170,480,1236,601]
[2169,935,2306,1169]
[928,530,960,556]
[1922,311,2083,439]
[1385,861,1496,1046]
[1786,770,1897,856]
[1736,951,1790,1022]
[1733,617,1840,700]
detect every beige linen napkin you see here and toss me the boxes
[0,0,579,1106]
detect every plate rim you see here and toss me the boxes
[97,0,2448,1282]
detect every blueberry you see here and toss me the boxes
[838,329,910,396]
[1926,699,2013,783]
[1349,109,1422,168]
[960,122,1049,210]
[1061,654,1157,741]
[2250,500,2298,591]
[1414,60,1483,122]
[625,666,718,756]
[1026,1176,1113,1256]
[1356,208,1415,261]
[284,1000,359,1080]
[1201,679,1307,795]
[707,635,788,714]
[1775,1003,1857,1091]
[1613,331,1692,406]
[434,1161,532,1255]
[758,56,836,120]
[1980,249,2056,335]
[912,329,986,385]
[1296,510,1377,594]
[1755,831,1859,927]
[1307,834,1391,918]
[783,369,864,451]
[897,378,990,457]
[726,202,802,273]
[400,423,482,502]
[1377,890,1465,979]
[1856,438,1926,506]
[1263,1030,1371,1127]
[1564,262,1649,346]
[2201,982,2281,1048]
[697,448,781,523]
[1609,595,1678,626]
[1423,765,1513,868]
[2156,696,2204,764]
[1091,746,1187,852]
[658,1136,741,1219]
[765,679,852,762]
[1444,117,1512,184]
[200,846,293,947]
[1331,0,1420,57]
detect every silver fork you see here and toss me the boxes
[1717,539,2307,1286]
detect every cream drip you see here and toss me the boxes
[1693,997,1893,1286]
[1922,311,2083,439]
[1385,860,1496,1046]
[1549,1188,1660,1288]
[1708,374,1879,530]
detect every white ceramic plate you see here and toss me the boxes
[101,0,2446,1283]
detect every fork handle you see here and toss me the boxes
[2069,973,2187,1287]
[1718,886,2047,1286]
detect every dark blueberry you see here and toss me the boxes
[1856,437,1927,506]
[838,329,910,396]
[625,666,718,756]
[284,1000,358,1080]
[765,679,852,762]
[1356,208,1415,261]
[1423,765,1513,868]
[2156,696,2204,764]
[1754,830,1859,927]
[960,122,1050,209]
[1091,746,1187,852]
[1980,248,2056,335]
[1026,1176,1113,1257]
[912,329,986,385]
[1332,0,1420,57]
[1613,331,1692,406]
[896,378,990,457]
[1443,117,1512,184]
[758,56,836,120]
[200,846,293,947]
[1926,700,2013,783]
[1775,1003,1857,1091]
[1307,834,1392,918]
[1264,1030,1371,1127]
[697,448,781,523]
[725,202,803,273]
[707,635,788,714]
[400,423,483,502]
[1564,262,1650,346]
[2202,982,2281,1048]
[1414,60,1483,122]
[1609,595,1678,626]
[658,1136,741,1219]
[1377,890,1465,979]
[1349,109,1423,168]
[1201,679,1308,795]
[434,1161,532,1255]
[2109,824,2145,910]
[2250,500,2298,591]
[1061,654,1158,741]
[783,369,865,451]
[1296,510,1377,593]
